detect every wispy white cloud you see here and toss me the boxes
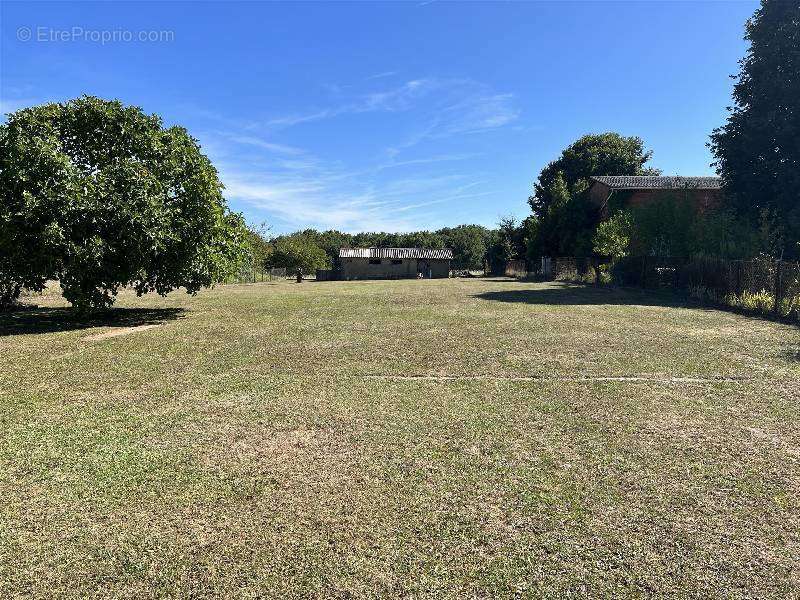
[265,109,334,127]
[360,78,437,112]
[223,133,305,155]
[259,80,435,129]
[375,153,481,171]
[217,154,489,233]
[263,77,520,148]
[439,92,520,134]
[222,173,422,232]
[365,71,398,81]
[191,76,517,232]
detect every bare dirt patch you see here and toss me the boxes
[747,426,800,458]
[82,323,161,342]
[224,427,323,463]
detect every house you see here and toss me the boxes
[589,176,723,218]
[337,247,453,280]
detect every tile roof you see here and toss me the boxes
[339,247,454,260]
[590,176,722,190]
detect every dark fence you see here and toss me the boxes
[505,259,528,278]
[227,267,287,284]
[520,255,800,322]
[551,257,609,282]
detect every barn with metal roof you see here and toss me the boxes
[337,247,453,280]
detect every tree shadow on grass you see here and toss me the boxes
[475,282,800,327]
[473,282,707,310]
[0,306,186,337]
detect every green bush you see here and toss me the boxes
[554,268,579,282]
[739,289,775,314]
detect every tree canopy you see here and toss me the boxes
[709,0,800,258]
[527,133,659,256]
[434,225,491,270]
[529,133,658,219]
[264,234,330,274]
[0,96,247,310]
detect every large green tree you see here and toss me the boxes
[265,235,330,274]
[438,224,491,270]
[0,96,247,310]
[529,133,659,256]
[709,0,800,258]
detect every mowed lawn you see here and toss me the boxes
[2,278,800,598]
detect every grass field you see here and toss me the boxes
[2,278,800,598]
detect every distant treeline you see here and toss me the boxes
[244,222,527,275]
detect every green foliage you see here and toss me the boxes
[0,96,247,311]
[740,289,776,314]
[350,230,446,251]
[615,195,775,259]
[530,133,658,218]
[245,223,272,267]
[277,229,353,266]
[709,0,800,258]
[233,223,273,282]
[314,230,356,263]
[529,133,658,256]
[485,217,527,274]
[532,172,597,256]
[437,225,490,270]
[265,235,330,274]
[628,195,698,257]
[593,210,633,258]
[689,285,781,318]
[484,232,510,275]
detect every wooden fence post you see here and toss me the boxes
[774,260,783,316]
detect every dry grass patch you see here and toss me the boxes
[1,279,799,597]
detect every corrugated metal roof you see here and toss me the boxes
[339,247,454,260]
[590,176,722,190]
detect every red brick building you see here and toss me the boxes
[589,176,723,218]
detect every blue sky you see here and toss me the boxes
[1,1,756,234]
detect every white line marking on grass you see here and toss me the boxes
[362,374,752,384]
